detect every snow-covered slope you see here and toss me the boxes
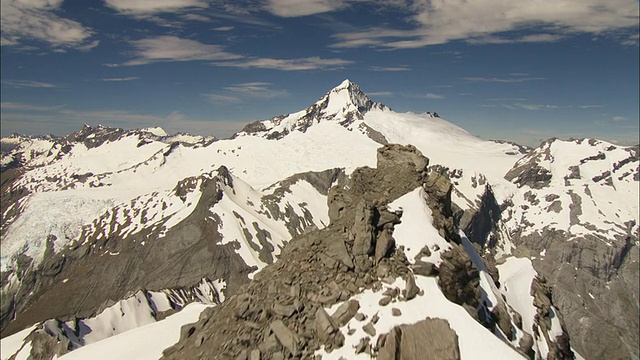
[1,80,637,360]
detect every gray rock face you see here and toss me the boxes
[438,244,481,309]
[377,318,461,360]
[377,144,429,173]
[331,299,360,327]
[512,229,639,360]
[352,200,376,271]
[0,166,333,337]
[161,144,434,360]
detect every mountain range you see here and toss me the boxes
[1,80,638,360]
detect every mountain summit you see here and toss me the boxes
[236,80,390,140]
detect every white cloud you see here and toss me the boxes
[331,0,640,48]
[213,26,235,31]
[577,105,603,109]
[101,77,140,82]
[2,80,58,88]
[367,91,393,97]
[181,13,212,22]
[202,82,289,104]
[423,93,445,99]
[514,103,559,111]
[223,82,289,98]
[265,0,347,17]
[369,66,411,71]
[612,116,627,121]
[119,36,243,66]
[213,56,353,71]
[104,0,208,14]
[114,36,352,71]
[1,0,95,49]
[479,102,561,110]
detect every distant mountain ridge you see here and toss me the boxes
[0,80,637,360]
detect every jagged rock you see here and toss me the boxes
[512,310,523,330]
[355,337,371,354]
[414,245,431,260]
[315,307,338,343]
[404,274,420,300]
[491,302,514,340]
[236,350,248,360]
[354,313,366,322]
[323,233,354,269]
[530,277,574,360]
[391,308,402,316]
[381,287,399,298]
[411,261,438,277]
[271,303,296,318]
[269,320,300,356]
[438,245,481,308]
[379,296,392,306]
[332,299,360,327]
[26,328,71,360]
[352,200,376,271]
[377,144,429,173]
[378,318,461,360]
[363,322,377,337]
[375,208,402,230]
[375,228,395,263]
[519,332,534,358]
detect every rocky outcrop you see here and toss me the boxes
[162,145,458,359]
[438,245,481,310]
[377,318,461,360]
[516,230,639,360]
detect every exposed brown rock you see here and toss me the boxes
[378,318,461,360]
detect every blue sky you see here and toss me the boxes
[1,0,638,146]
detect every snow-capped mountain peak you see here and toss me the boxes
[235,79,389,140]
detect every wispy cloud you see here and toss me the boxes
[2,80,58,88]
[330,0,639,48]
[577,105,603,109]
[478,103,561,110]
[612,116,627,121]
[367,91,393,97]
[101,77,140,82]
[369,66,411,72]
[111,36,352,70]
[461,76,545,83]
[113,36,242,66]
[202,82,289,104]
[212,57,353,71]
[265,0,347,17]
[515,103,560,111]
[1,102,63,111]
[213,26,235,31]
[487,98,528,101]
[467,34,565,45]
[181,14,212,22]
[422,93,445,99]
[223,82,289,98]
[1,0,95,50]
[104,0,208,15]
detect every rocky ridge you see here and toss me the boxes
[163,144,573,360]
